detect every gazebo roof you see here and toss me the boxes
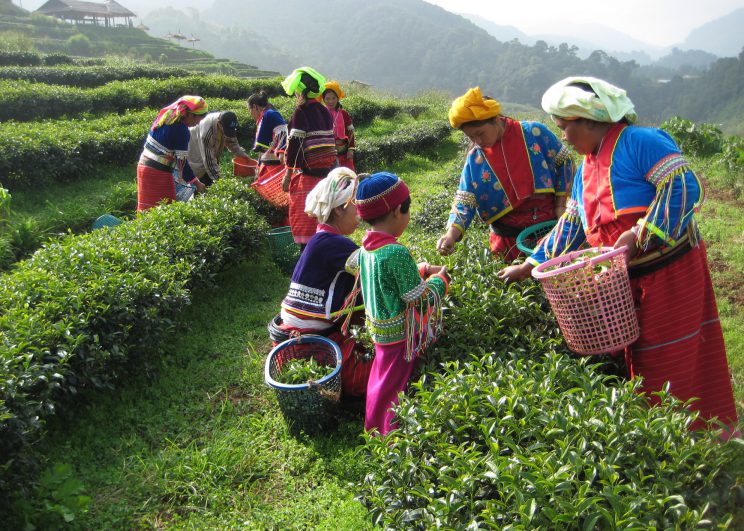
[36,0,136,18]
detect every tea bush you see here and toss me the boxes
[355,120,451,171]
[0,99,428,190]
[0,50,42,66]
[361,352,743,529]
[359,243,744,528]
[661,116,724,157]
[0,75,285,122]
[0,179,268,485]
[0,65,195,87]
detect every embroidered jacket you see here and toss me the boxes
[348,232,448,359]
[281,227,359,323]
[139,123,190,171]
[447,118,574,234]
[530,124,704,264]
[285,100,337,173]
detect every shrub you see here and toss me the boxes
[0,31,35,53]
[0,75,285,122]
[359,245,744,528]
[361,351,743,529]
[0,65,195,87]
[0,50,41,66]
[0,97,261,191]
[355,120,451,171]
[41,53,76,67]
[66,34,92,56]
[661,116,723,157]
[0,179,269,485]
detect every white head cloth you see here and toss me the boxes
[542,76,637,124]
[305,167,358,223]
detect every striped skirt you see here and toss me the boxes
[137,164,175,211]
[288,171,324,244]
[626,243,739,438]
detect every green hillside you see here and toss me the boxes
[192,0,744,133]
[0,2,276,77]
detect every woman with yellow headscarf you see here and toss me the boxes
[137,95,208,211]
[322,80,356,171]
[437,87,575,261]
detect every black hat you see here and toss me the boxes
[219,111,239,137]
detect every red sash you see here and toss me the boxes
[482,118,534,208]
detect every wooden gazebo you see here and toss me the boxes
[35,0,136,27]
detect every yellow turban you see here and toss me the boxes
[448,87,501,129]
[323,80,346,99]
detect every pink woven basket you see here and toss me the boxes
[532,246,640,355]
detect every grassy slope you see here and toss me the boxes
[694,157,744,412]
[13,105,744,527]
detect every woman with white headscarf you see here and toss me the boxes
[278,167,371,398]
[499,76,739,439]
[280,167,361,332]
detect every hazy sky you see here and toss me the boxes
[424,0,744,47]
[16,0,744,48]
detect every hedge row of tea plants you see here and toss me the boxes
[359,242,744,528]
[0,98,430,190]
[355,119,452,171]
[0,179,269,487]
[0,64,196,87]
[0,75,286,122]
[0,50,102,67]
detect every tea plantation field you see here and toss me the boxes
[0,59,743,529]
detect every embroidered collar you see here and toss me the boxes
[362,230,398,250]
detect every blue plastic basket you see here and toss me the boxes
[516,220,557,256]
[92,214,123,231]
[264,335,342,433]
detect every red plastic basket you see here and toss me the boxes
[233,156,258,177]
[532,246,640,355]
[251,164,289,208]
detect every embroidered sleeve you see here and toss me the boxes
[285,108,308,170]
[345,248,360,274]
[529,192,586,265]
[535,122,575,196]
[446,158,479,235]
[634,129,704,251]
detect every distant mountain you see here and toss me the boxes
[136,0,744,131]
[457,13,531,44]
[461,11,664,64]
[680,8,744,57]
[533,23,667,58]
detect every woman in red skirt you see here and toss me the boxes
[501,76,740,439]
[137,96,208,211]
[280,67,338,248]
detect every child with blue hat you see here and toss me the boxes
[348,171,450,435]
